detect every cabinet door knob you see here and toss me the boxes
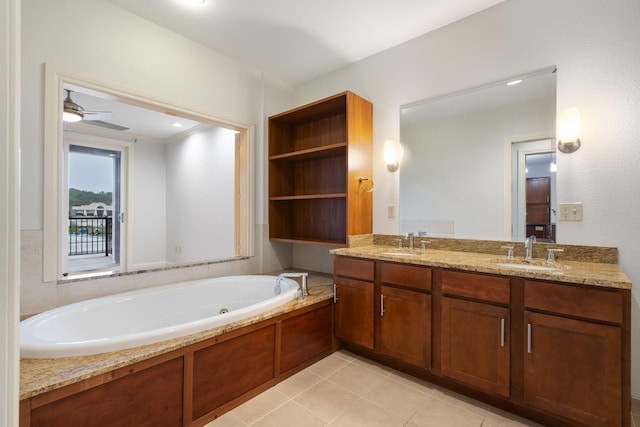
[500,318,506,347]
[333,283,338,304]
[380,294,386,317]
[527,323,532,353]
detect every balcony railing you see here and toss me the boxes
[68,217,112,256]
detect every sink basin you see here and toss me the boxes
[495,262,561,272]
[381,252,417,257]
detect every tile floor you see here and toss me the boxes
[206,350,591,427]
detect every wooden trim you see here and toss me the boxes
[183,352,194,427]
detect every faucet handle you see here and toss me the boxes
[500,245,515,259]
[546,248,564,263]
[420,240,431,251]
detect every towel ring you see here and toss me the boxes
[359,177,374,193]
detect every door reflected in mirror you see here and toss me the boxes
[399,67,556,242]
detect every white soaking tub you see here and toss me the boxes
[20,275,300,358]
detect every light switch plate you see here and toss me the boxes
[558,203,583,221]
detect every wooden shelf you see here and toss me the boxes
[269,143,346,162]
[269,193,347,201]
[268,91,372,245]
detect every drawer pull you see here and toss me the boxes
[500,318,505,347]
[380,294,386,317]
[527,323,532,353]
[333,283,337,304]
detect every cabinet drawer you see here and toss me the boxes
[524,280,623,324]
[334,256,374,281]
[441,270,510,304]
[380,262,431,291]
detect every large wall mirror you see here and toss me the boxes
[399,67,557,242]
[43,65,254,281]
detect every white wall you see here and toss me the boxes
[165,127,236,263]
[294,0,640,398]
[132,140,167,268]
[20,0,295,315]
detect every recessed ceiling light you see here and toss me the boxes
[181,0,205,6]
[173,122,183,128]
[506,78,524,86]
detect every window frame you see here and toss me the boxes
[43,64,254,282]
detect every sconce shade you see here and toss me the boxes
[557,107,581,153]
[384,139,402,172]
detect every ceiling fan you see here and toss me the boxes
[63,90,129,131]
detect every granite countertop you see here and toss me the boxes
[20,272,334,400]
[331,244,632,290]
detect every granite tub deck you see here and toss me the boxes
[20,272,334,400]
[333,234,631,290]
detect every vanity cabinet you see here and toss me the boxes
[331,254,631,426]
[523,280,625,426]
[268,91,372,246]
[378,262,432,368]
[333,256,375,349]
[440,270,511,398]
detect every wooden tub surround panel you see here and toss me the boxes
[20,298,333,427]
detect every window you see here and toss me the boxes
[43,65,254,281]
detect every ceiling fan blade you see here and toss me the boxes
[83,111,114,121]
[83,120,130,131]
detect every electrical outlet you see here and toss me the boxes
[387,204,397,219]
[558,203,583,221]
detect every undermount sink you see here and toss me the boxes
[494,258,569,272]
[495,262,560,272]
[381,252,417,257]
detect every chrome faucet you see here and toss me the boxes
[405,232,415,250]
[525,235,537,261]
[275,272,309,298]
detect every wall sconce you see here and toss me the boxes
[384,139,403,172]
[557,107,581,153]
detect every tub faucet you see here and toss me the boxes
[525,235,537,261]
[275,272,309,299]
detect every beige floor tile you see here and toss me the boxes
[203,411,247,427]
[329,397,406,427]
[251,401,327,427]
[350,354,394,376]
[404,423,421,427]
[431,387,490,417]
[294,379,360,423]
[632,411,639,427]
[307,353,352,378]
[410,396,485,427]
[333,349,359,362]
[275,369,323,398]
[326,361,388,395]
[232,387,288,425]
[364,376,430,419]
[386,369,437,395]
[485,407,544,426]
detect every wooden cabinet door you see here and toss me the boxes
[334,277,374,349]
[524,311,622,426]
[441,297,510,397]
[379,285,431,368]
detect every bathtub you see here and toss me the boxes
[20,275,300,359]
